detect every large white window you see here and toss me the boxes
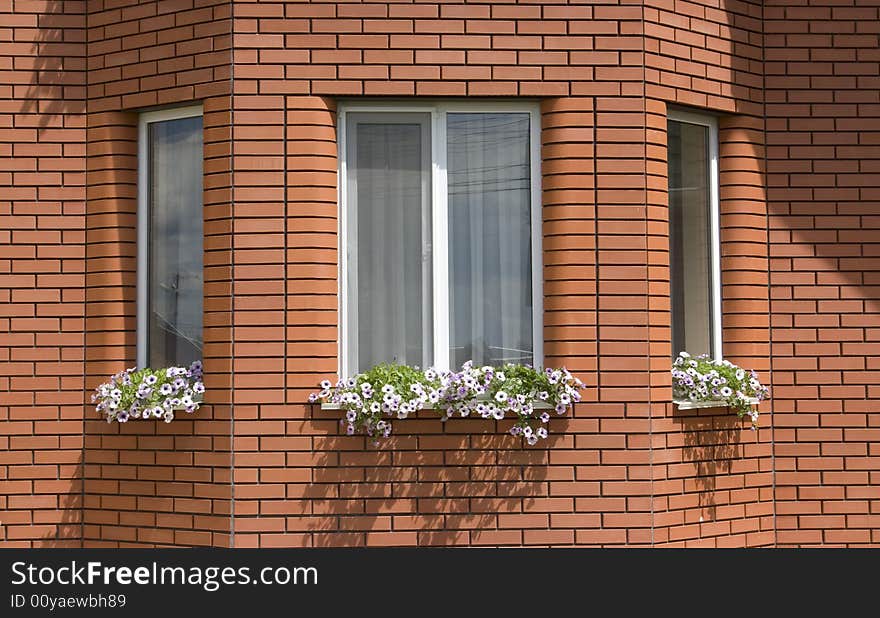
[137,105,204,368]
[339,102,542,376]
[667,109,721,359]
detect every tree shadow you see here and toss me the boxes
[21,0,85,132]
[675,409,743,522]
[39,455,83,548]
[82,404,233,548]
[304,405,548,547]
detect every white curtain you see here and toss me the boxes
[447,113,533,367]
[668,119,713,356]
[149,116,203,368]
[348,114,431,371]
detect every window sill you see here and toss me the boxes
[673,397,760,410]
[319,400,555,411]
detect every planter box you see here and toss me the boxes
[320,400,554,411]
[673,397,760,410]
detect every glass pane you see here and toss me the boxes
[347,114,432,372]
[148,115,203,368]
[447,113,533,367]
[668,119,713,357]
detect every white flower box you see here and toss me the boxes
[673,397,760,411]
[319,399,554,411]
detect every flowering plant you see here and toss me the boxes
[92,361,205,424]
[310,361,584,446]
[672,352,770,429]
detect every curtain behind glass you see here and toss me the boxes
[447,113,533,367]
[668,119,713,357]
[148,116,203,368]
[347,114,432,372]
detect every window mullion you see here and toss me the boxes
[708,116,722,360]
[432,108,450,371]
[137,117,149,369]
[340,110,357,378]
[530,108,544,369]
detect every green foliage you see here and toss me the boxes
[672,352,770,429]
[311,361,584,446]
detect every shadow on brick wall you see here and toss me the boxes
[39,456,83,548]
[21,0,85,131]
[304,406,548,547]
[679,413,743,522]
[82,409,232,547]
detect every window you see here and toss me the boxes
[137,105,204,369]
[667,109,721,359]
[339,103,542,375]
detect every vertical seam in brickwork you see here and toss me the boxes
[81,1,90,548]
[641,1,654,548]
[80,15,88,544]
[760,0,777,548]
[591,98,600,544]
[284,96,289,407]
[229,0,236,548]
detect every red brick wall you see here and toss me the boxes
[642,0,775,546]
[4,0,878,548]
[765,0,880,546]
[227,0,774,547]
[1,0,86,547]
[81,0,233,547]
[649,109,775,546]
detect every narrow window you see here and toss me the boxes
[667,110,721,358]
[447,112,533,367]
[340,103,542,375]
[344,112,433,371]
[138,106,204,368]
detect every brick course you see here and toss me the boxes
[1,0,86,547]
[765,0,880,547]
[1,0,877,547]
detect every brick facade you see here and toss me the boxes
[1,0,877,547]
[1,0,86,546]
[765,2,880,546]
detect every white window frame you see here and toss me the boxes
[337,101,543,376]
[137,104,204,369]
[667,108,722,360]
